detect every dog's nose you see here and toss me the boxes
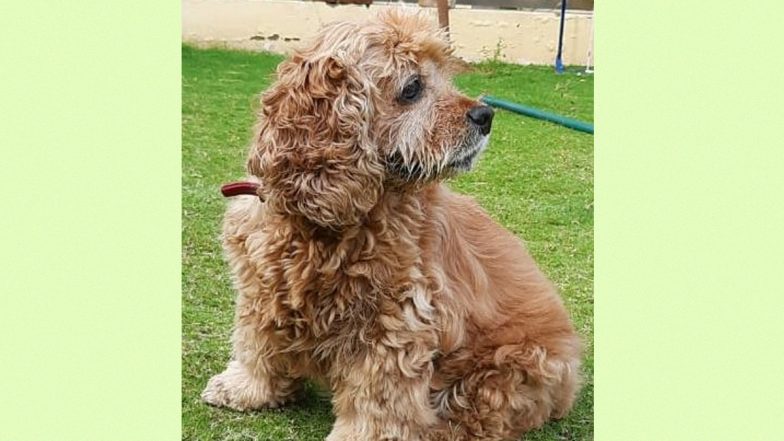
[466,105,494,135]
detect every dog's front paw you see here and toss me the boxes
[201,361,286,411]
[201,371,260,411]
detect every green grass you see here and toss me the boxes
[183,45,593,440]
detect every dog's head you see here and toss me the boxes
[249,10,493,229]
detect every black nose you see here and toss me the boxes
[466,105,494,135]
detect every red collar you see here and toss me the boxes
[220,181,263,200]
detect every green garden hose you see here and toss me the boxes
[481,96,594,135]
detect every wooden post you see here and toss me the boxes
[436,0,450,39]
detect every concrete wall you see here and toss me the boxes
[182,0,593,65]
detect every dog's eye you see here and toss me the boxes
[399,76,423,104]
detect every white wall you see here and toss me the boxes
[182,0,593,65]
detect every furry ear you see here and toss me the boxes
[248,42,383,229]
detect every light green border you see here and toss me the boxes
[0,0,181,439]
[595,0,784,439]
[3,0,784,439]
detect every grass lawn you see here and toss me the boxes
[182,45,593,440]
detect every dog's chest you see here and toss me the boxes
[277,278,386,344]
[270,266,438,367]
[256,217,440,366]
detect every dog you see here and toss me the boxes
[201,10,582,441]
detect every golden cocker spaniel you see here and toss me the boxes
[202,10,582,441]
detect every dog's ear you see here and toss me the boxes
[248,41,383,229]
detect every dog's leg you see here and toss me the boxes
[326,347,438,441]
[201,320,302,411]
[201,318,301,411]
[431,345,581,440]
[201,298,301,411]
[203,200,302,411]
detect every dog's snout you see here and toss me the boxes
[467,105,494,135]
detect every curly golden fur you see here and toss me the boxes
[201,10,582,441]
